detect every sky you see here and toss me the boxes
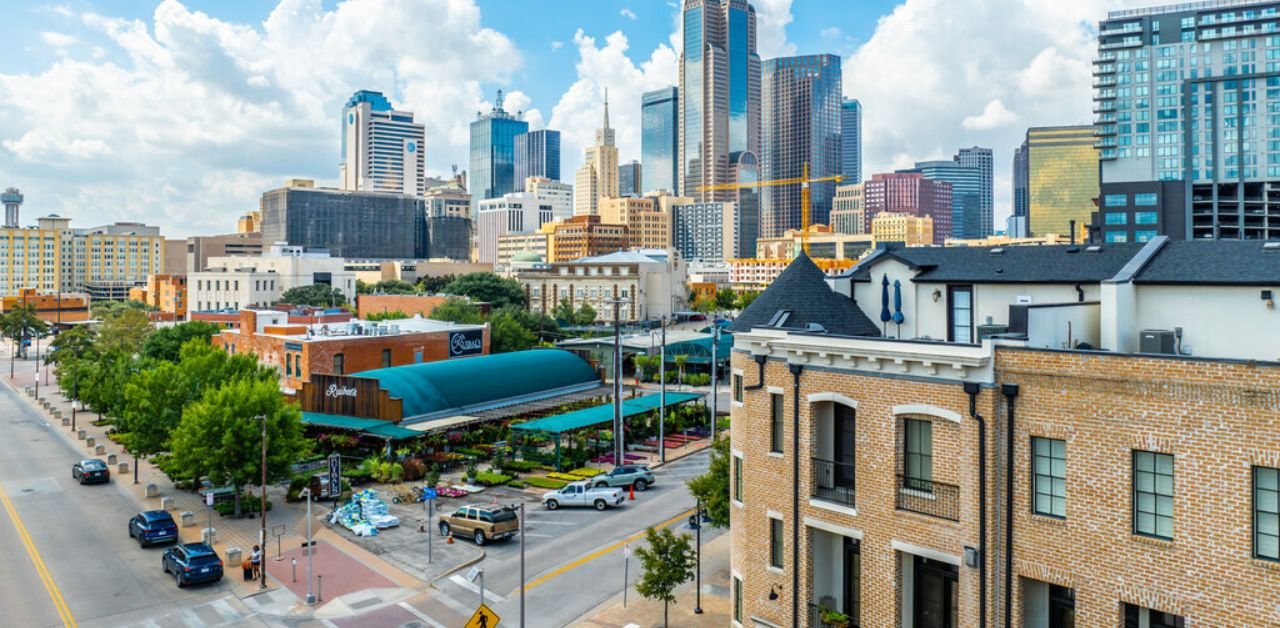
[0,0,1154,236]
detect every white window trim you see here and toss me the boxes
[731,570,745,628]
[804,516,864,540]
[766,510,783,520]
[807,499,858,519]
[891,540,961,566]
[766,386,784,395]
[807,392,858,408]
[732,368,745,407]
[767,451,784,458]
[766,511,785,572]
[892,404,962,423]
[732,452,745,508]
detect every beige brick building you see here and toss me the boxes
[727,245,1280,627]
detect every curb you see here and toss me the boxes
[430,548,486,584]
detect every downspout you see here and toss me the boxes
[745,354,768,391]
[963,382,987,628]
[788,362,803,628]
[1000,383,1020,628]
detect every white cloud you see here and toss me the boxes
[0,0,522,235]
[620,8,637,20]
[820,26,842,40]
[844,0,1151,226]
[551,40,564,51]
[40,31,78,47]
[962,99,1018,130]
[753,0,795,58]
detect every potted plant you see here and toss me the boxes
[820,607,850,628]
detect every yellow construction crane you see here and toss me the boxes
[699,162,844,254]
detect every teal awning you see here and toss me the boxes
[302,412,420,440]
[511,392,703,435]
[650,333,733,365]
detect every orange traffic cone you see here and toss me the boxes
[446,531,454,544]
[629,484,636,501]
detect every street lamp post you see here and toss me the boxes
[301,487,315,605]
[71,359,78,431]
[33,332,39,398]
[605,297,630,466]
[658,315,666,463]
[694,497,703,614]
[710,325,719,441]
[255,413,269,591]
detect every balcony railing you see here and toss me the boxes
[808,603,857,628]
[895,474,960,521]
[811,457,855,508]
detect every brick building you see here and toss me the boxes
[355,294,450,320]
[0,288,89,326]
[129,274,187,319]
[727,245,1280,627]
[547,215,630,263]
[212,309,487,393]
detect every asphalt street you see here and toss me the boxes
[0,381,260,628]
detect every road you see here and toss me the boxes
[0,381,261,627]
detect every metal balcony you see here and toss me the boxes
[811,457,855,508]
[895,474,959,521]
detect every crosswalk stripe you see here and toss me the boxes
[398,602,448,628]
[448,574,507,602]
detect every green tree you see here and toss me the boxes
[119,359,186,476]
[443,272,526,308]
[494,305,559,344]
[428,297,484,324]
[168,378,309,516]
[90,300,147,320]
[552,299,575,323]
[278,284,347,308]
[417,275,454,294]
[2,303,49,374]
[686,437,731,528]
[141,321,221,363]
[715,288,737,311]
[634,526,696,627]
[96,308,153,356]
[368,279,417,295]
[489,310,537,353]
[574,303,598,326]
[673,354,689,388]
[736,290,759,311]
[692,298,716,314]
[365,309,409,322]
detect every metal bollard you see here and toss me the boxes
[317,575,323,601]
[291,558,296,583]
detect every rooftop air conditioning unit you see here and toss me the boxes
[1139,329,1177,355]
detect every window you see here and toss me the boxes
[381,348,392,369]
[1135,230,1158,242]
[733,455,744,503]
[1124,604,1185,628]
[1135,211,1159,224]
[770,394,784,453]
[333,353,345,375]
[1105,231,1129,243]
[1134,192,1158,206]
[1133,451,1174,539]
[1255,466,1279,561]
[733,374,743,403]
[904,419,933,489]
[1032,437,1067,518]
[769,517,784,568]
[733,576,743,623]
[285,354,292,376]
[1104,193,1128,206]
[948,286,973,343]
[1105,212,1129,225]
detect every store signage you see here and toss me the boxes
[449,329,485,357]
[325,384,358,398]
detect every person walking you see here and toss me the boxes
[250,545,262,580]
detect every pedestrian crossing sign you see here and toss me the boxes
[465,603,500,628]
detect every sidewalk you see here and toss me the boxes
[574,529,732,627]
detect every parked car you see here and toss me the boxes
[128,510,179,547]
[543,481,625,511]
[162,542,223,587]
[593,465,656,491]
[438,504,519,546]
[72,459,110,485]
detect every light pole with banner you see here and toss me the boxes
[422,486,437,564]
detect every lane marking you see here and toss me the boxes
[448,574,507,602]
[0,482,77,627]
[398,601,448,628]
[521,507,694,593]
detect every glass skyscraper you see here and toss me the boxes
[900,160,983,240]
[1018,126,1099,240]
[679,0,760,202]
[514,129,561,191]
[642,87,679,195]
[955,147,994,236]
[761,54,843,238]
[841,99,862,184]
[469,92,529,219]
[618,160,643,196]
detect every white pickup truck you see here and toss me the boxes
[542,481,626,511]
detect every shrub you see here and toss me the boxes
[454,447,486,458]
[214,493,273,516]
[548,472,584,482]
[370,461,404,484]
[401,458,426,481]
[506,479,526,488]
[286,475,311,502]
[523,476,568,489]
[567,468,602,478]
[473,471,513,486]
[504,460,542,472]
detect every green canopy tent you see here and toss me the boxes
[510,392,703,470]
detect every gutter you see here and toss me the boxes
[788,363,803,628]
[963,382,988,628]
[744,354,768,391]
[1000,383,1020,628]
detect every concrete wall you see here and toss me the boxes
[1133,284,1280,361]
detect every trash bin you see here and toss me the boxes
[180,511,195,527]
[203,527,217,545]
[225,547,242,567]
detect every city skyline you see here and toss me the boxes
[0,0,1156,236]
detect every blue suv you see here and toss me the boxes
[162,543,223,587]
[128,510,178,548]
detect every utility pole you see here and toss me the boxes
[257,414,268,591]
[710,325,719,441]
[519,501,526,627]
[304,488,315,605]
[606,297,629,466]
[694,498,703,614]
[659,316,666,463]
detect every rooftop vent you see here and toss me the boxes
[805,323,827,333]
[1086,245,1103,252]
[989,247,1005,255]
[1264,242,1280,252]
[1065,245,1080,253]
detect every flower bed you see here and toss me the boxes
[433,485,470,498]
[567,468,602,478]
[472,471,513,487]
[547,472,585,482]
[522,476,568,490]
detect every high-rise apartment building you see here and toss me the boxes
[2,188,22,229]
[0,214,164,297]
[1016,126,1098,240]
[841,99,862,184]
[900,159,983,239]
[513,129,561,191]
[761,54,843,239]
[261,184,426,259]
[476,193,554,265]
[340,90,426,197]
[671,201,743,263]
[831,183,865,235]
[679,0,761,202]
[470,91,530,219]
[525,176,574,221]
[955,146,993,236]
[641,87,679,195]
[574,95,620,216]
[1013,143,1030,221]
[864,172,952,244]
[1095,0,1280,240]
[618,160,643,197]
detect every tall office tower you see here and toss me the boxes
[679,0,761,201]
[642,87,679,195]
[830,183,865,235]
[2,188,21,229]
[470,90,530,219]
[574,93,620,216]
[863,172,952,244]
[900,160,982,240]
[619,161,643,197]
[476,193,554,265]
[1013,144,1029,221]
[513,129,561,191]
[340,90,427,197]
[1016,126,1098,240]
[761,54,843,238]
[955,147,993,236]
[526,176,574,221]
[841,99,863,184]
[1095,1,1280,241]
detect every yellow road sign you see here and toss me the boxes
[465,603,500,628]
